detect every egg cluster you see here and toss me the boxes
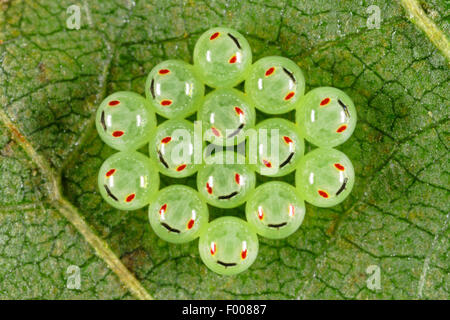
[95,27,357,276]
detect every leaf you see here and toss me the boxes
[0,0,448,299]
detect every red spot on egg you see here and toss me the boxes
[161,99,172,106]
[336,125,347,133]
[235,173,241,185]
[234,107,244,115]
[159,69,170,75]
[159,204,167,215]
[265,67,275,76]
[334,163,345,171]
[284,91,295,100]
[108,100,120,106]
[176,164,187,172]
[210,32,220,40]
[161,136,172,144]
[229,55,237,64]
[263,159,272,168]
[105,169,116,177]
[206,182,213,194]
[211,127,221,137]
[187,219,195,230]
[112,131,124,137]
[258,207,264,220]
[210,242,216,255]
[283,136,293,144]
[125,194,135,202]
[318,190,329,198]
[320,97,330,106]
[241,249,247,259]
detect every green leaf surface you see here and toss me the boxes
[0,0,448,299]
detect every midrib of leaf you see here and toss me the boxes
[399,0,450,62]
[0,107,152,300]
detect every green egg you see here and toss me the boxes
[149,119,200,178]
[98,151,159,210]
[198,88,256,146]
[199,216,258,276]
[148,185,209,243]
[255,118,304,177]
[197,151,256,208]
[296,87,357,147]
[145,60,204,119]
[245,56,305,114]
[295,148,355,207]
[245,182,305,239]
[95,91,156,151]
[193,27,252,88]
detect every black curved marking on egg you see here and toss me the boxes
[282,67,296,83]
[161,222,181,233]
[217,260,237,268]
[338,99,350,118]
[336,177,348,196]
[150,78,156,99]
[227,33,241,49]
[268,222,288,228]
[157,149,169,168]
[103,184,118,201]
[218,191,238,200]
[227,123,245,138]
[100,111,107,131]
[279,152,295,168]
